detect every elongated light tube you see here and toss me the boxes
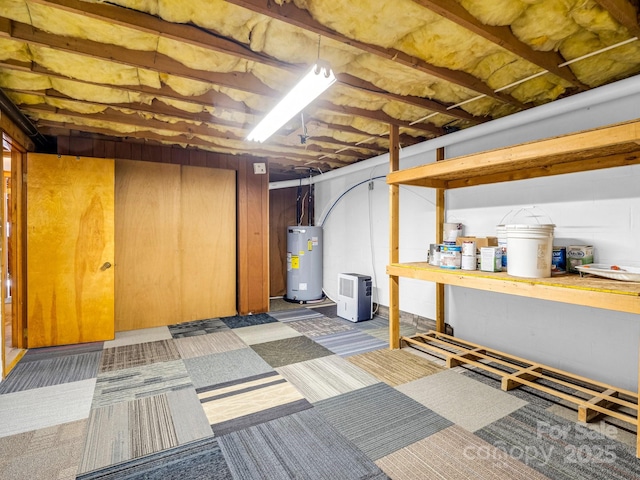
[247,62,336,142]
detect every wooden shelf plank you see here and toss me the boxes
[387,119,640,188]
[386,262,640,315]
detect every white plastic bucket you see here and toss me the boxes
[506,224,554,278]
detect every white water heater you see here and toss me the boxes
[286,226,323,302]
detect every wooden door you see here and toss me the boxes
[27,154,115,347]
[114,160,181,330]
[115,161,236,331]
[181,166,236,320]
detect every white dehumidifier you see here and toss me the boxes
[337,273,372,322]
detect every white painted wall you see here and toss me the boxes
[272,75,640,390]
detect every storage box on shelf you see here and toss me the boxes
[385,119,640,456]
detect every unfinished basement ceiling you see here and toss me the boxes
[0,0,639,180]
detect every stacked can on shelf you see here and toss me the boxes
[461,240,476,270]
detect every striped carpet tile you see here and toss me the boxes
[99,339,180,373]
[347,348,444,386]
[173,330,247,358]
[197,371,311,436]
[313,329,387,358]
[276,355,380,403]
[20,342,103,361]
[314,382,452,461]
[91,360,193,409]
[168,318,229,338]
[475,404,640,479]
[79,394,180,473]
[286,316,355,338]
[267,308,324,323]
[0,351,102,394]
[217,408,388,480]
[76,436,233,480]
[376,425,551,480]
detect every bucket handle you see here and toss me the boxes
[501,206,553,225]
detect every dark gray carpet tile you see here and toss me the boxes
[0,351,102,394]
[167,318,229,338]
[314,382,452,461]
[220,313,278,328]
[21,342,104,361]
[99,339,180,373]
[76,436,232,480]
[91,360,193,408]
[475,404,640,479]
[218,408,389,480]
[250,335,334,368]
[309,304,338,318]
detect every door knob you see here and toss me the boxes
[100,262,112,271]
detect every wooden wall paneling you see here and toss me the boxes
[115,142,132,160]
[180,166,236,320]
[269,187,299,296]
[171,148,189,165]
[27,154,115,347]
[237,158,269,314]
[115,159,182,331]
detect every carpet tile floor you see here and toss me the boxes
[1,304,639,479]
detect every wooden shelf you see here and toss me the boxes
[387,263,640,315]
[387,119,640,189]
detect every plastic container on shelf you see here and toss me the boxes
[503,207,555,278]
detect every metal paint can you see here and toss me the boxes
[440,245,461,269]
[552,246,566,274]
[428,244,441,266]
[461,240,476,256]
[461,254,476,271]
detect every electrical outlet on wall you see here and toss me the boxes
[253,163,266,174]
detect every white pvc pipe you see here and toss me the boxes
[269,75,640,190]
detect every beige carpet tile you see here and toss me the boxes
[103,326,172,348]
[197,371,311,435]
[347,348,444,387]
[276,355,380,403]
[232,322,303,345]
[173,330,246,359]
[99,339,181,372]
[0,419,87,480]
[286,316,356,337]
[375,425,551,480]
[397,369,528,432]
[79,393,179,473]
[0,379,96,438]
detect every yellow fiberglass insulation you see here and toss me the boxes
[458,0,527,26]
[46,98,108,115]
[0,38,32,63]
[511,0,582,51]
[157,37,250,74]
[0,70,52,91]
[5,92,44,106]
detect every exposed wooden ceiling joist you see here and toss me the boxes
[410,0,587,90]
[595,0,640,38]
[26,0,481,126]
[224,0,527,109]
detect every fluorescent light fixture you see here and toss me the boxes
[247,62,336,143]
